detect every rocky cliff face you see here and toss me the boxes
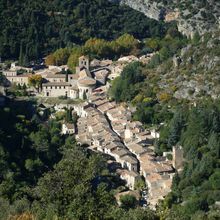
[153,31,220,101]
[119,0,164,21]
[115,0,220,38]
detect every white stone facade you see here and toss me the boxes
[42,82,70,97]
[61,123,76,135]
[43,56,97,100]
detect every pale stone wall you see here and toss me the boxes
[79,56,89,70]
[61,124,75,135]
[69,89,78,99]
[172,146,184,171]
[42,85,70,97]
[2,71,17,77]
[6,76,29,86]
[45,76,66,83]
[78,85,94,99]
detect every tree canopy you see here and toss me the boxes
[0,0,167,61]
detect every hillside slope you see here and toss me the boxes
[0,0,166,60]
[115,0,220,38]
[143,31,220,102]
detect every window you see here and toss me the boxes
[64,86,65,89]
[55,86,57,89]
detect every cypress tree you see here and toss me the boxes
[83,91,87,100]
[19,43,24,66]
[65,71,68,82]
[23,45,29,67]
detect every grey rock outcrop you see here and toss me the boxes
[119,0,165,20]
[113,0,220,38]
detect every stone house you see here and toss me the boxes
[72,103,89,118]
[120,155,138,172]
[104,142,124,155]
[124,121,144,141]
[111,148,129,162]
[61,123,76,135]
[92,69,109,85]
[172,145,184,171]
[97,102,115,114]
[139,153,174,208]
[145,173,172,209]
[126,143,147,159]
[10,62,33,72]
[117,169,141,190]
[45,74,66,83]
[42,82,71,97]
[108,63,125,80]
[6,74,31,86]
[150,129,160,138]
[140,154,173,178]
[2,70,17,77]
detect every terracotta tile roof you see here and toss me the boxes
[112,148,129,157]
[46,73,66,78]
[7,74,32,77]
[121,155,138,164]
[127,143,147,155]
[117,169,139,178]
[64,123,75,129]
[78,76,96,86]
[42,82,71,87]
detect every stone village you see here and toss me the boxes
[1,54,183,209]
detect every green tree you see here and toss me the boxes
[28,75,43,92]
[18,43,24,66]
[134,177,146,190]
[209,170,220,190]
[110,62,144,102]
[167,109,185,148]
[83,90,87,100]
[120,194,137,210]
[32,145,115,219]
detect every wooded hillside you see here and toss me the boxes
[0,0,167,60]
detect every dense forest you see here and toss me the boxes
[158,101,220,219]
[0,0,167,61]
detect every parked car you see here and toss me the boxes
[142,190,147,197]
